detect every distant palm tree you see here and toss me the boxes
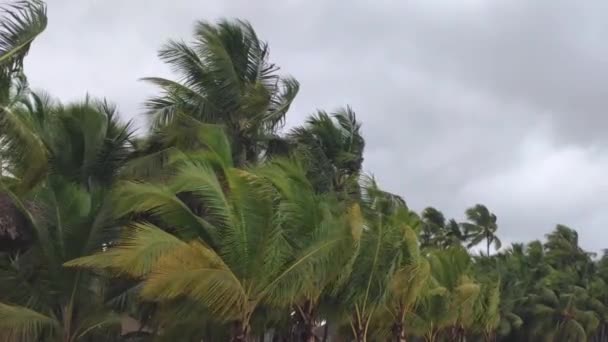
[144,19,299,166]
[461,204,501,256]
[420,207,466,249]
[287,107,365,195]
[525,287,599,342]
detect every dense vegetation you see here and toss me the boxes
[0,2,606,341]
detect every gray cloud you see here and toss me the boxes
[21,0,608,251]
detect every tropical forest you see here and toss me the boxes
[1,1,607,341]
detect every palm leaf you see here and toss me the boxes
[0,0,47,70]
[64,222,187,277]
[0,302,57,340]
[141,240,246,320]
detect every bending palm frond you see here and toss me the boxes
[0,0,47,71]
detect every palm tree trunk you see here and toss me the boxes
[302,321,315,342]
[354,329,366,342]
[391,322,407,342]
[486,234,490,256]
[321,323,329,342]
[297,301,317,342]
[231,320,250,342]
[351,317,367,342]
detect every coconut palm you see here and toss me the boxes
[0,0,46,72]
[419,207,445,249]
[255,158,363,342]
[67,127,355,341]
[386,235,430,341]
[472,280,501,341]
[405,247,479,342]
[0,96,135,253]
[473,252,524,340]
[420,207,465,250]
[144,19,299,166]
[1,93,135,194]
[544,225,594,281]
[428,247,480,341]
[286,107,365,195]
[0,179,123,341]
[523,287,599,342]
[334,177,418,342]
[461,204,501,256]
[0,0,48,193]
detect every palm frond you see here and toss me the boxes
[0,0,47,70]
[64,222,187,277]
[0,302,57,340]
[141,240,246,321]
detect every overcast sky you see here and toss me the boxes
[21,0,608,251]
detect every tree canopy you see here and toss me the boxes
[1,2,607,342]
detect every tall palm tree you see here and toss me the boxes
[255,158,362,342]
[335,177,417,342]
[67,128,354,342]
[386,225,430,342]
[461,204,501,256]
[144,19,299,166]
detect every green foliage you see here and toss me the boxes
[144,19,299,166]
[3,3,608,342]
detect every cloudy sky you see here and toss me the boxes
[21,0,608,251]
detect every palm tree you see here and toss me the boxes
[420,207,465,249]
[286,107,365,195]
[0,94,135,340]
[253,158,362,342]
[0,0,47,79]
[144,19,299,166]
[0,179,123,341]
[38,97,135,189]
[406,247,479,342]
[419,207,445,249]
[473,251,524,340]
[428,247,480,341]
[0,96,135,253]
[335,177,417,342]
[524,287,599,341]
[0,0,48,193]
[461,204,501,256]
[472,280,501,341]
[67,128,354,342]
[544,225,594,276]
[386,230,430,342]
